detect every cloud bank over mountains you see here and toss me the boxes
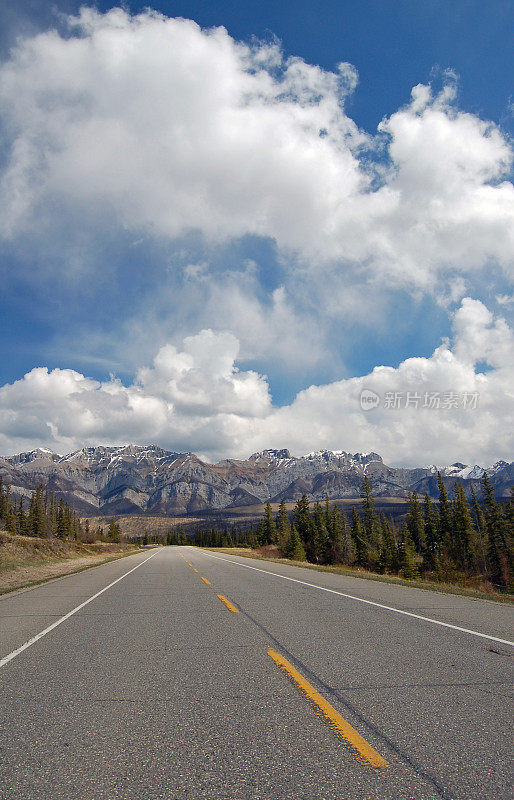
[0,8,512,465]
[1,298,512,467]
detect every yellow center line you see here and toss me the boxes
[267,649,388,769]
[217,595,239,613]
[192,568,199,573]
[201,577,211,585]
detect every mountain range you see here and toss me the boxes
[0,445,512,516]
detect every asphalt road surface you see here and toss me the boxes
[0,546,513,800]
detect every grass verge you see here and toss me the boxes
[0,531,141,596]
[204,547,514,604]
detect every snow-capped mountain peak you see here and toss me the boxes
[249,449,292,462]
[0,445,511,515]
[5,448,60,465]
[427,459,509,480]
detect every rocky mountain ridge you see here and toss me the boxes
[0,445,511,516]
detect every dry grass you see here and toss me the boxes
[0,531,138,595]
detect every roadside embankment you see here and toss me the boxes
[0,531,139,595]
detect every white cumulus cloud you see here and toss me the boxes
[0,7,512,293]
[0,301,512,467]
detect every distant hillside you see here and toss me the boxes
[0,445,511,516]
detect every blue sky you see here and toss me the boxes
[0,1,512,464]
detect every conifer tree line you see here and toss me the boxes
[167,526,257,549]
[190,473,514,590]
[2,473,512,588]
[0,478,122,542]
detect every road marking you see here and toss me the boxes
[201,577,211,585]
[217,595,239,613]
[0,550,161,670]
[268,648,388,769]
[192,568,199,573]
[197,551,514,647]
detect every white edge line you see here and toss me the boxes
[0,549,161,670]
[193,549,514,648]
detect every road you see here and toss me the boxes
[0,546,512,800]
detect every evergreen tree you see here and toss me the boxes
[63,502,73,539]
[257,502,278,546]
[470,484,486,533]
[470,485,488,574]
[406,491,425,554]
[361,476,378,543]
[351,506,368,567]
[18,497,26,536]
[436,472,452,556]
[55,499,63,539]
[287,524,306,561]
[311,501,329,563]
[423,493,439,568]
[47,492,57,537]
[328,504,353,564]
[108,517,121,543]
[324,497,333,537]
[5,494,17,534]
[398,524,419,579]
[27,486,46,537]
[276,501,291,555]
[482,473,513,589]
[378,514,397,573]
[339,506,354,564]
[293,495,313,556]
[451,483,478,570]
[221,528,234,547]
[507,487,514,529]
[360,477,381,567]
[71,511,82,540]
